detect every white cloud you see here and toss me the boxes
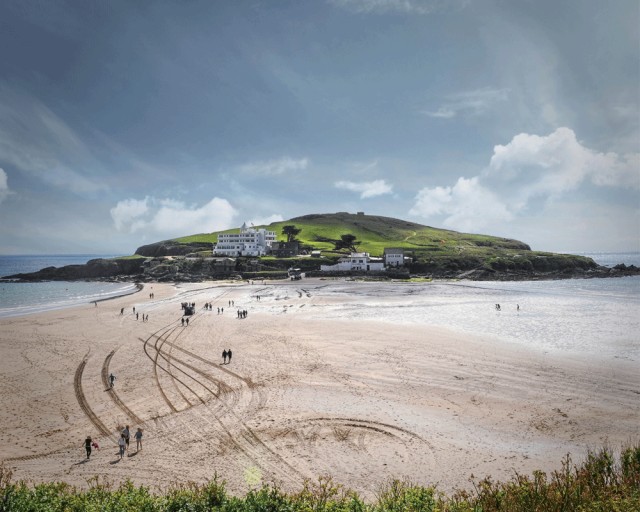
[423,87,509,119]
[239,156,309,175]
[247,214,284,226]
[487,127,640,206]
[329,0,461,15]
[111,196,238,238]
[110,197,150,231]
[0,168,10,204]
[424,107,456,119]
[410,127,640,232]
[335,179,393,198]
[410,177,512,232]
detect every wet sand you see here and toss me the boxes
[0,279,637,498]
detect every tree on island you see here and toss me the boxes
[282,225,301,242]
[334,234,360,253]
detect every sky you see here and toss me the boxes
[0,0,638,255]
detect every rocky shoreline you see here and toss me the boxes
[2,256,638,283]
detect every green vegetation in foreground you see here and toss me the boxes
[1,444,638,511]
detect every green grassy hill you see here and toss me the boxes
[175,212,529,255]
[158,212,597,276]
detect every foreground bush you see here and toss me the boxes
[1,444,638,511]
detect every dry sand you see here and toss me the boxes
[0,279,638,499]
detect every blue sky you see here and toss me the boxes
[0,0,638,255]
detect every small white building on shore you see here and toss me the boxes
[320,252,385,272]
[384,247,406,267]
[213,223,276,257]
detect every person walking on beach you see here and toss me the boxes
[84,436,92,459]
[134,428,143,451]
[120,307,124,315]
[122,425,130,453]
[109,373,116,388]
[118,434,126,459]
[227,349,232,364]
[222,349,228,364]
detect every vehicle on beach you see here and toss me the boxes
[288,267,303,280]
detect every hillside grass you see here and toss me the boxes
[113,254,146,260]
[173,213,531,258]
[171,213,599,274]
[1,443,638,511]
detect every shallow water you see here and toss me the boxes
[0,254,135,318]
[0,280,139,318]
[1,254,638,361]
[270,277,640,363]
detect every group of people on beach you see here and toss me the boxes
[118,306,148,321]
[90,293,243,462]
[117,425,143,459]
[83,425,142,461]
[495,303,520,311]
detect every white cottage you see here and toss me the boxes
[320,252,385,272]
[384,247,405,267]
[213,223,276,257]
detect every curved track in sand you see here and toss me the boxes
[73,355,113,440]
[101,349,145,425]
[138,305,307,487]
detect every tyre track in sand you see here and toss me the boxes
[74,354,114,441]
[142,305,307,487]
[143,320,208,412]
[160,338,262,419]
[101,349,144,425]
[142,292,232,412]
[155,321,200,408]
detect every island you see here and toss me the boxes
[3,212,638,282]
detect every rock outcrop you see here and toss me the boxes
[2,258,145,281]
[135,241,212,257]
[3,256,638,283]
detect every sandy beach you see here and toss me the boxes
[0,278,638,499]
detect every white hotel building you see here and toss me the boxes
[213,223,277,257]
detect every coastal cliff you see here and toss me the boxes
[3,254,638,283]
[2,257,145,281]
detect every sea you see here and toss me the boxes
[0,253,638,362]
[0,255,138,319]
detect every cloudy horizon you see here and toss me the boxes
[0,0,638,255]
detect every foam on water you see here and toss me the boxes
[0,280,139,318]
[0,255,136,318]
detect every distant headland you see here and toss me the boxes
[3,212,638,282]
